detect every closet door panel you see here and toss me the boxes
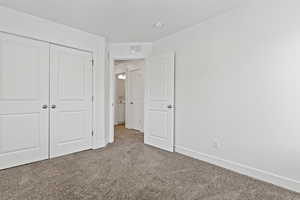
[0,33,49,169]
[50,45,92,158]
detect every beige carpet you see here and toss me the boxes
[0,126,299,200]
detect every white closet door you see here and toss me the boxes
[127,69,144,132]
[50,45,93,158]
[144,52,175,152]
[0,33,49,169]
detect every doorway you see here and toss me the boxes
[113,59,145,136]
[109,52,176,152]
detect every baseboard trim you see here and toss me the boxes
[175,145,300,193]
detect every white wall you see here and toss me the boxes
[152,0,300,192]
[0,6,107,148]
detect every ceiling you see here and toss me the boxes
[0,0,245,42]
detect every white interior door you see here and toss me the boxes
[144,52,175,152]
[115,77,126,125]
[50,45,93,158]
[0,33,49,169]
[127,69,144,132]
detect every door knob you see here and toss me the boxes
[130,102,134,105]
[167,105,173,109]
[42,105,48,109]
[51,105,56,109]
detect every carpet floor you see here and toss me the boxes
[1,126,299,200]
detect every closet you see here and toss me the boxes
[0,32,93,169]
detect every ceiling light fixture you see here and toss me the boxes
[117,74,126,80]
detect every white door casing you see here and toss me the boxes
[0,33,49,169]
[109,58,115,143]
[50,45,93,158]
[127,69,144,132]
[144,52,175,152]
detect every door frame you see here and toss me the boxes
[109,55,146,143]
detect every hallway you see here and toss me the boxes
[0,126,299,200]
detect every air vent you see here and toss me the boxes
[130,45,141,54]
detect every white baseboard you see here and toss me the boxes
[175,145,300,193]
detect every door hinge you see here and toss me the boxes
[91,95,94,102]
[92,130,94,136]
[91,59,94,66]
